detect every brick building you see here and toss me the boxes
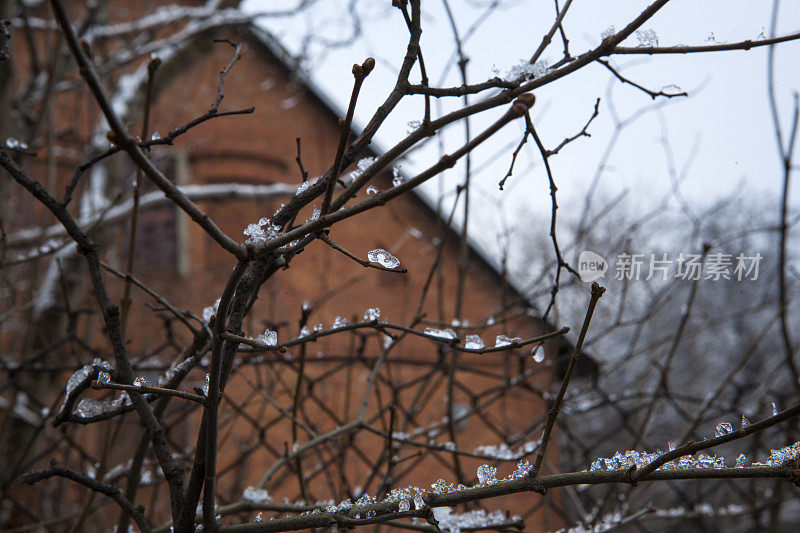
[1,5,592,530]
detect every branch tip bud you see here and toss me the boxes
[515,93,536,109]
[362,57,375,76]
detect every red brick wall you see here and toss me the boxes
[5,10,565,530]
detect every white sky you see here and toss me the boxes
[244,0,800,262]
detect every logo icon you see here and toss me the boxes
[578,250,608,282]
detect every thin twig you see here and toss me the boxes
[531,282,605,476]
[92,380,207,406]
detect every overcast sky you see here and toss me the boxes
[244,0,800,262]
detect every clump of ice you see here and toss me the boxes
[243,487,272,503]
[464,334,485,350]
[635,28,659,47]
[243,217,281,245]
[367,249,400,269]
[424,328,457,340]
[364,307,381,321]
[495,335,521,348]
[257,330,278,346]
[504,59,549,82]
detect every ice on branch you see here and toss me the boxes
[6,137,28,150]
[366,185,378,195]
[531,347,545,363]
[333,316,348,328]
[584,442,797,472]
[601,25,615,40]
[257,330,278,346]
[202,298,220,324]
[473,440,539,461]
[367,248,400,269]
[715,422,733,437]
[752,442,800,466]
[295,177,321,196]
[504,59,549,82]
[306,205,321,223]
[346,156,376,184]
[464,334,485,350]
[364,307,381,321]
[424,327,457,340]
[635,28,659,47]
[435,508,515,533]
[243,217,281,245]
[243,487,272,503]
[65,359,112,397]
[476,464,497,485]
[495,335,521,347]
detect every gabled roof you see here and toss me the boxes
[243,23,536,317]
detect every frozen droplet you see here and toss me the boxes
[257,330,278,346]
[424,327,457,340]
[243,487,271,503]
[333,316,348,328]
[464,334,485,350]
[367,248,400,269]
[413,494,425,510]
[398,499,410,512]
[476,464,497,485]
[150,131,160,140]
[366,185,378,195]
[714,422,733,437]
[364,307,381,321]
[407,227,423,239]
[495,335,521,348]
[6,137,20,149]
[741,414,750,429]
[772,402,779,416]
[486,316,495,326]
[313,323,324,332]
[668,441,676,452]
[532,348,545,363]
[298,326,311,338]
